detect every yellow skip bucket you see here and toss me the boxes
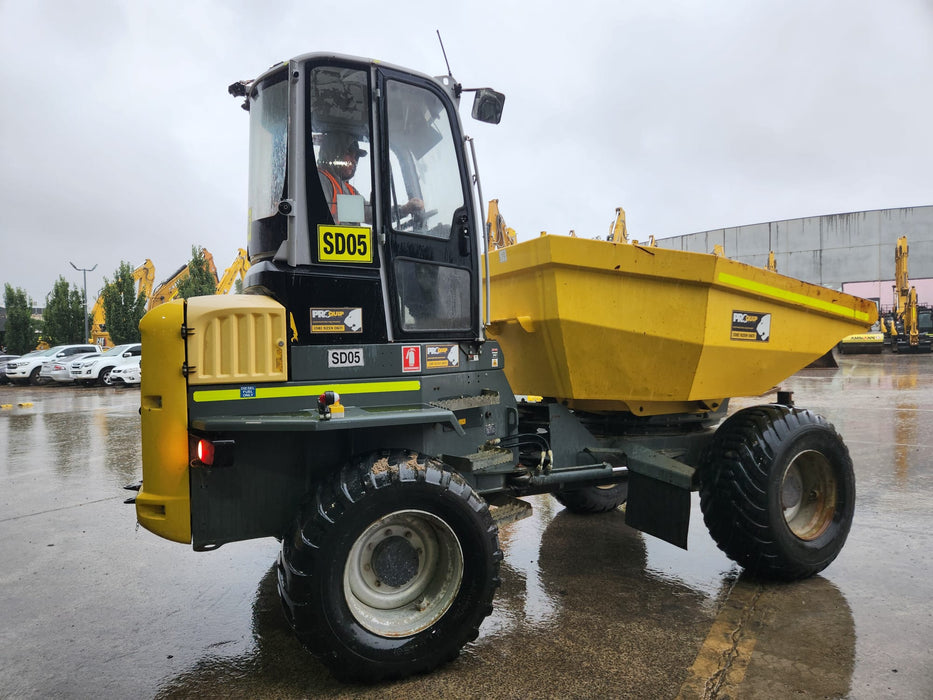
[485,235,877,415]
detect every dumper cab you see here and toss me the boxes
[241,55,487,346]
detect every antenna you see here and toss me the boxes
[437,30,453,77]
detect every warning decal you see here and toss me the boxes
[731,310,771,342]
[311,308,363,334]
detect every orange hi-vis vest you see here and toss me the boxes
[319,169,359,217]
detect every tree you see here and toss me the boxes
[42,276,87,345]
[176,246,217,299]
[102,262,147,344]
[3,284,36,354]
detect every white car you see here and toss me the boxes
[0,354,21,384]
[72,343,141,386]
[108,355,141,386]
[45,352,103,384]
[5,344,101,385]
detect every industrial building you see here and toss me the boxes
[657,205,933,310]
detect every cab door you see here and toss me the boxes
[377,69,479,341]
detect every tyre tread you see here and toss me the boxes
[278,449,500,682]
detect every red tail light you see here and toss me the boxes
[197,439,215,466]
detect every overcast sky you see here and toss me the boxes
[2,0,932,304]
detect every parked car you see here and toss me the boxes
[72,343,141,386]
[47,352,104,384]
[0,354,21,384]
[5,344,101,385]
[108,355,141,386]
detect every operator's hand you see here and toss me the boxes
[400,198,424,217]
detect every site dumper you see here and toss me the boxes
[129,52,878,683]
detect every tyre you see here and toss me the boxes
[698,405,855,581]
[553,480,628,513]
[278,450,502,682]
[29,367,44,386]
[99,367,114,386]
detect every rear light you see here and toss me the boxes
[192,437,235,468]
[197,439,215,465]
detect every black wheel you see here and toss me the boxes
[29,367,44,385]
[99,367,115,386]
[278,450,501,683]
[553,479,628,513]
[699,405,855,581]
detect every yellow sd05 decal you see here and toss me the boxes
[318,224,373,263]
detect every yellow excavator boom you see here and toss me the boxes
[216,248,250,294]
[486,199,517,250]
[609,207,628,244]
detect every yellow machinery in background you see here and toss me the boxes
[90,259,155,347]
[215,248,251,294]
[890,236,932,352]
[840,235,930,354]
[147,249,217,310]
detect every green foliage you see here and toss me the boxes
[176,246,217,299]
[42,276,87,345]
[4,284,37,354]
[102,262,146,344]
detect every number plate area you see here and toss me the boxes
[328,348,365,368]
[317,225,373,263]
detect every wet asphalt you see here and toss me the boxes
[0,352,931,699]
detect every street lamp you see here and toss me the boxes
[70,262,97,342]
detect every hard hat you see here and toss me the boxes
[322,131,367,160]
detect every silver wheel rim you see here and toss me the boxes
[343,509,463,637]
[781,450,837,540]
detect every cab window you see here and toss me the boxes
[386,80,464,239]
[307,66,373,226]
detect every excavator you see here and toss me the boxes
[90,259,155,347]
[147,249,218,310]
[215,248,250,294]
[839,235,930,354]
[889,236,932,353]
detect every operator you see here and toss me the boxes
[317,131,423,222]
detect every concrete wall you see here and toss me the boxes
[657,206,933,303]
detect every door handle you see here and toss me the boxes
[457,215,471,256]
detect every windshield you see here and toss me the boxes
[101,345,131,357]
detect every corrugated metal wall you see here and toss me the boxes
[656,206,933,300]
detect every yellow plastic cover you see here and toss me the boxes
[184,295,287,385]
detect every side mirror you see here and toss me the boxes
[471,89,505,124]
[123,352,131,357]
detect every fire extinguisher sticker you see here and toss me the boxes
[402,345,421,373]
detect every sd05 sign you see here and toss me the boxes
[328,348,364,368]
[318,225,373,263]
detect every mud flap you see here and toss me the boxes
[624,471,691,549]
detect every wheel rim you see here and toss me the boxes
[343,509,463,637]
[780,450,837,540]
[101,369,113,386]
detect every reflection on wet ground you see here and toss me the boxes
[1,353,931,698]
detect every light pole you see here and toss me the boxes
[70,262,97,342]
